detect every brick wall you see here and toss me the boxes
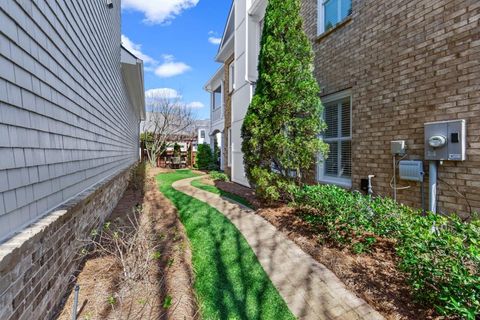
[0,167,132,320]
[0,0,141,241]
[301,0,480,215]
[223,55,235,178]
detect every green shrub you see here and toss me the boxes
[293,185,480,319]
[196,144,214,171]
[241,0,328,203]
[209,171,229,182]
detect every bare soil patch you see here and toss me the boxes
[214,181,438,320]
[55,165,198,320]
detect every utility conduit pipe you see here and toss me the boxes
[429,161,438,214]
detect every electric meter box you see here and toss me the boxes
[424,119,466,161]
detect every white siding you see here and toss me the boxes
[230,0,266,186]
[0,0,141,242]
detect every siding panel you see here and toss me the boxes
[0,0,141,241]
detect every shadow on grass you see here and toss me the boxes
[156,170,295,320]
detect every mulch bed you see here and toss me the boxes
[213,180,439,320]
[55,166,198,320]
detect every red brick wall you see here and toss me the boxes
[302,0,480,215]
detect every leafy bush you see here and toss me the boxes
[196,144,217,171]
[210,171,229,182]
[293,184,480,319]
[241,0,328,203]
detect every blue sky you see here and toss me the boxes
[121,0,232,120]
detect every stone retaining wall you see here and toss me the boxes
[0,167,132,320]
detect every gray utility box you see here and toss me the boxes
[424,120,466,161]
[399,160,424,182]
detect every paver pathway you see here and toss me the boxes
[173,177,385,320]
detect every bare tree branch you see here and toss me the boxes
[142,93,196,167]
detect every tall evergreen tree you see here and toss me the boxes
[241,0,328,201]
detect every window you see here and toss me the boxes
[229,63,235,93]
[200,130,206,139]
[318,92,352,187]
[213,86,222,109]
[318,0,352,34]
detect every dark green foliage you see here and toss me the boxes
[173,143,181,157]
[241,0,328,202]
[213,137,221,170]
[196,144,213,170]
[156,171,294,319]
[293,185,480,319]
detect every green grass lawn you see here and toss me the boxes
[191,178,254,209]
[157,170,294,320]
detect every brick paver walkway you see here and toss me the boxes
[173,177,385,320]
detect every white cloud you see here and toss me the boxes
[187,101,205,109]
[145,88,181,100]
[122,0,199,25]
[208,31,221,45]
[154,55,191,78]
[208,37,221,45]
[121,35,157,65]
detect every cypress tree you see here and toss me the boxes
[196,144,213,171]
[241,0,328,201]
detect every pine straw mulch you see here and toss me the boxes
[212,179,440,320]
[55,165,198,320]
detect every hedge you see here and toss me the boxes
[293,184,480,319]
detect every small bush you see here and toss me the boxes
[196,144,214,171]
[293,184,480,319]
[209,171,229,182]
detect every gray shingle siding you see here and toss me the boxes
[0,0,142,242]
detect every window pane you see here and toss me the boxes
[325,141,338,177]
[341,0,352,20]
[340,140,351,178]
[324,0,339,31]
[341,97,351,138]
[324,103,338,138]
[214,87,222,109]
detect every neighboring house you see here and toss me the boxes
[0,1,145,319]
[195,119,211,146]
[206,0,266,185]
[206,4,236,177]
[211,0,479,215]
[205,66,226,170]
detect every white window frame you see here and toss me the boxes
[229,63,235,93]
[212,84,223,110]
[317,90,352,188]
[317,0,352,35]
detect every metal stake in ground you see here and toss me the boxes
[71,285,80,320]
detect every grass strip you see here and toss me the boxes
[157,170,294,320]
[191,178,254,209]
